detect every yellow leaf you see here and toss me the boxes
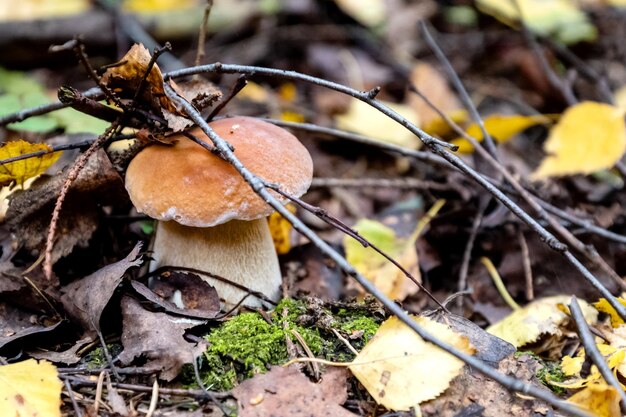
[344,219,421,301]
[568,383,621,417]
[238,81,270,103]
[123,0,196,12]
[451,114,553,153]
[268,204,296,255]
[408,62,461,127]
[562,355,584,376]
[279,111,306,124]
[475,0,596,45]
[594,297,626,327]
[333,0,386,28]
[0,0,89,21]
[0,359,62,417]
[532,102,626,179]
[349,316,474,410]
[0,140,61,188]
[335,98,421,149]
[422,109,469,137]
[487,295,598,347]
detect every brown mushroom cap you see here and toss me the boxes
[125,116,313,227]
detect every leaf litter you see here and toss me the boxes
[3,2,626,416]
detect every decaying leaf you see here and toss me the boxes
[117,296,207,381]
[102,44,221,132]
[130,271,219,319]
[349,315,474,411]
[567,383,621,417]
[233,366,357,417]
[60,243,143,336]
[6,149,126,265]
[421,354,551,417]
[0,140,61,188]
[335,98,421,149]
[532,102,626,179]
[424,311,515,367]
[487,295,598,348]
[0,359,62,417]
[451,114,553,153]
[268,204,296,255]
[475,0,596,45]
[344,219,421,301]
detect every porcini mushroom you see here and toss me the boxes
[125,116,313,307]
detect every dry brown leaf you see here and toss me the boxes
[60,243,143,336]
[117,296,207,381]
[233,366,357,417]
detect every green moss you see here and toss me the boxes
[515,351,566,394]
[83,344,122,369]
[195,297,382,391]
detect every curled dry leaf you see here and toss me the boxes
[117,296,207,381]
[349,315,475,411]
[102,43,221,133]
[486,295,598,348]
[0,359,62,417]
[60,242,143,336]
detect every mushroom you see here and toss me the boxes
[125,116,313,308]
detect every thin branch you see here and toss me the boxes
[310,177,452,191]
[269,185,446,311]
[457,199,486,312]
[260,119,449,167]
[43,123,119,279]
[161,80,593,417]
[194,0,214,69]
[419,23,499,159]
[569,297,626,413]
[206,75,247,121]
[63,378,84,417]
[517,228,534,301]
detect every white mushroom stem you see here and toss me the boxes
[151,218,282,308]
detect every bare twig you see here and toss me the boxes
[291,328,321,380]
[457,200,486,312]
[517,228,534,300]
[419,23,498,159]
[192,357,231,416]
[194,0,214,69]
[310,177,451,191]
[161,80,593,417]
[61,374,231,399]
[63,378,84,417]
[569,297,626,413]
[206,75,247,121]
[43,123,119,279]
[511,0,577,106]
[269,185,446,310]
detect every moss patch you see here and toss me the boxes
[195,297,382,391]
